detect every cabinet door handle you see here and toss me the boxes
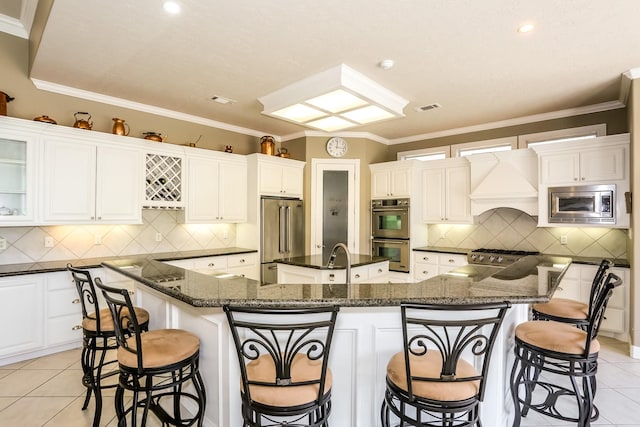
[97,216,102,220]
[208,263,215,267]
[377,268,383,273]
[423,270,429,274]
[239,259,245,263]
[557,287,564,291]
[354,274,360,279]
[90,216,95,220]
[423,257,429,261]
[448,259,455,263]
[72,325,82,330]
[72,298,80,304]
[128,291,134,296]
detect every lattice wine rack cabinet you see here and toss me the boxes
[144,153,183,208]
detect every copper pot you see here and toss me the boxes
[0,91,14,116]
[73,112,93,130]
[260,136,275,155]
[276,148,290,158]
[143,131,164,142]
[112,118,130,136]
[33,115,57,124]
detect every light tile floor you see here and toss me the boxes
[0,337,639,426]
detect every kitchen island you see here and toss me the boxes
[275,253,391,284]
[102,255,571,427]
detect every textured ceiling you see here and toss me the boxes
[22,1,640,141]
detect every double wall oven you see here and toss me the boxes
[371,198,410,272]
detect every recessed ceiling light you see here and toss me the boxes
[210,95,235,105]
[518,23,535,33]
[378,59,394,70]
[163,1,181,14]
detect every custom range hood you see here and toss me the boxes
[467,148,538,216]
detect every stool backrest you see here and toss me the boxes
[67,264,102,331]
[400,301,510,402]
[586,259,613,319]
[224,305,339,405]
[584,272,622,356]
[94,277,145,373]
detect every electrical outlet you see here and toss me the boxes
[95,235,102,245]
[44,236,54,248]
[155,233,162,242]
[222,229,229,240]
[560,235,568,245]
[0,237,6,250]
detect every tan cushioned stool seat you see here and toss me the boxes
[386,350,479,402]
[83,307,150,333]
[118,329,199,369]
[516,320,600,355]
[532,298,588,320]
[244,352,332,407]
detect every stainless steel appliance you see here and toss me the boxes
[261,197,305,284]
[372,238,410,273]
[371,198,410,239]
[548,184,615,224]
[468,248,540,266]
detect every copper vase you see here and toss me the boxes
[0,91,14,116]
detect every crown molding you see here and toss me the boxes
[0,0,37,39]
[30,78,270,138]
[619,68,640,105]
[388,100,626,145]
[280,129,389,144]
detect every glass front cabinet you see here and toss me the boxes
[0,131,37,224]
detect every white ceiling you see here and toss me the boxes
[7,1,640,142]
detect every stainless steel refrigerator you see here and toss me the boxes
[261,197,305,284]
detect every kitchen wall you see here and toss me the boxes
[0,210,237,264]
[426,207,628,259]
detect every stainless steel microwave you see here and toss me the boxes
[548,184,615,224]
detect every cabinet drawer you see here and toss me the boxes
[351,268,369,283]
[368,263,389,278]
[192,256,228,270]
[163,259,194,269]
[227,265,259,280]
[47,314,83,346]
[437,254,466,267]
[413,263,438,281]
[227,253,257,268]
[414,253,438,264]
[47,289,82,318]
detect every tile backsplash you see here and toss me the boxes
[0,210,238,265]
[427,208,628,259]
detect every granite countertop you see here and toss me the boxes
[0,248,257,277]
[275,253,389,270]
[412,246,472,255]
[103,254,572,308]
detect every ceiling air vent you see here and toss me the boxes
[210,95,235,105]
[415,103,441,112]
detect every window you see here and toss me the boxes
[452,136,517,157]
[397,146,450,161]
[518,124,606,148]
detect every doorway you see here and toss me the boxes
[310,159,360,259]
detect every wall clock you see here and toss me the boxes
[326,137,348,158]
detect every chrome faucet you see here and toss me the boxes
[327,243,351,285]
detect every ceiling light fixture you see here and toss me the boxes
[258,64,408,132]
[378,59,395,70]
[518,23,535,33]
[163,1,181,14]
[210,95,235,105]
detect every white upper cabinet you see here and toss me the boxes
[539,145,625,185]
[182,152,247,223]
[256,155,304,198]
[42,138,142,224]
[0,127,38,225]
[370,161,413,198]
[421,158,472,224]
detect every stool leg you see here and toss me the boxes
[510,350,525,427]
[114,381,126,427]
[80,336,93,410]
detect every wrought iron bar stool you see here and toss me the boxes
[531,259,612,329]
[380,301,511,427]
[510,271,622,426]
[67,264,150,427]
[224,305,340,427]
[95,277,206,426]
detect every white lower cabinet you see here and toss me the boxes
[554,263,629,338]
[0,275,45,359]
[412,251,468,282]
[46,271,83,346]
[165,253,259,281]
[277,261,389,285]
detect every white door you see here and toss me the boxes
[95,145,142,222]
[310,159,360,256]
[185,156,221,222]
[219,160,247,221]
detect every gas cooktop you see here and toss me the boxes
[467,248,540,266]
